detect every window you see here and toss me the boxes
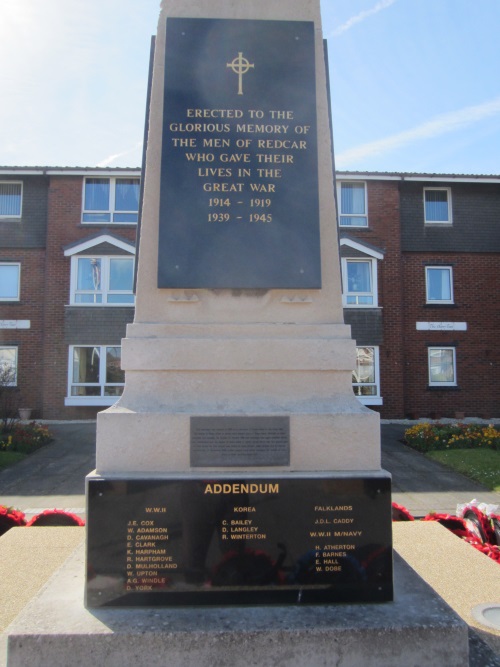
[425,266,453,303]
[424,188,451,224]
[70,255,134,305]
[82,177,140,223]
[352,347,381,404]
[0,263,20,301]
[338,181,367,227]
[0,347,18,385]
[0,182,22,218]
[67,345,124,405]
[342,258,377,306]
[428,347,457,386]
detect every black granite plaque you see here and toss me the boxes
[86,474,393,607]
[158,18,321,289]
[190,416,290,466]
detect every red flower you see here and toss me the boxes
[26,509,85,527]
[0,505,26,536]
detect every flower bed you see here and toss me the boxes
[0,421,52,454]
[404,422,500,453]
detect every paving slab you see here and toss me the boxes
[3,536,469,667]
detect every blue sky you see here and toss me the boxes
[0,0,499,174]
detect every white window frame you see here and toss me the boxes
[82,177,140,224]
[428,347,457,387]
[0,182,23,218]
[338,181,368,227]
[424,187,452,224]
[0,262,21,301]
[68,255,135,306]
[341,257,378,307]
[0,346,18,386]
[352,346,382,406]
[65,345,124,406]
[425,266,454,304]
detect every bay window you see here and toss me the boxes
[352,347,381,404]
[70,255,134,305]
[66,345,124,405]
[342,258,377,306]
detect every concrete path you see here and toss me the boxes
[0,421,499,520]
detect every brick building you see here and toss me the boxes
[337,172,500,419]
[0,167,139,420]
[1,167,499,420]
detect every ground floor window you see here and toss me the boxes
[65,345,124,406]
[352,346,382,405]
[428,347,457,386]
[0,346,18,385]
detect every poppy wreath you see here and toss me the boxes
[421,512,472,540]
[456,500,497,544]
[391,502,415,521]
[26,509,85,527]
[0,505,26,536]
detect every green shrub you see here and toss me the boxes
[0,422,52,454]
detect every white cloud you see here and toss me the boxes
[333,0,398,36]
[335,97,500,167]
[97,142,143,168]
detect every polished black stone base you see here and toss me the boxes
[85,473,393,607]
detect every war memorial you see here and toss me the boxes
[5,1,469,664]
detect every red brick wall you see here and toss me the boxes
[0,248,46,416]
[42,176,137,419]
[343,180,406,418]
[402,252,500,418]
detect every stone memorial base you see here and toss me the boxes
[86,472,393,607]
[5,543,468,667]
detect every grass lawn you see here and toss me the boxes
[426,448,500,492]
[0,451,26,470]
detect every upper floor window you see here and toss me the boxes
[342,258,377,306]
[0,182,22,218]
[82,177,140,224]
[428,347,457,386]
[425,266,453,304]
[338,181,367,227]
[424,188,451,224]
[0,262,20,301]
[70,255,135,305]
[0,346,18,385]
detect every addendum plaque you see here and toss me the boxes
[86,474,393,607]
[158,18,321,289]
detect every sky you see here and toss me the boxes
[0,0,499,175]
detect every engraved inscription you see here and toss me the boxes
[190,416,290,467]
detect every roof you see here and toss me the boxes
[0,166,498,183]
[0,166,141,176]
[335,171,500,183]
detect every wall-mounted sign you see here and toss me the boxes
[0,320,30,329]
[416,322,467,331]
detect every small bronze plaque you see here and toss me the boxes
[190,416,290,466]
